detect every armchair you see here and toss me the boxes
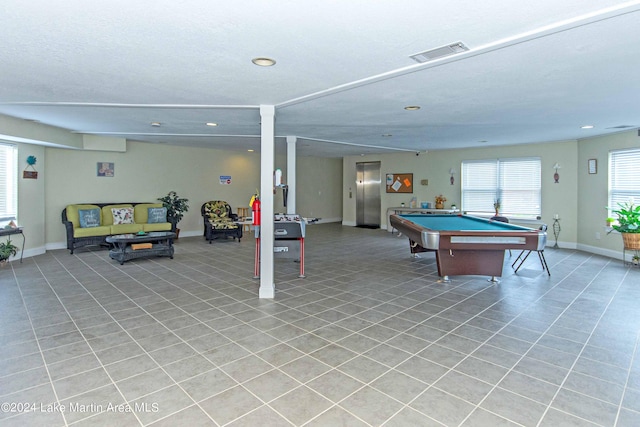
[201,201,243,243]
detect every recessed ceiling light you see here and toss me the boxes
[581,125,594,129]
[206,122,218,127]
[252,57,276,67]
[247,149,254,152]
[150,122,161,127]
[404,106,421,111]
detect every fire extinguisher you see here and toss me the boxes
[252,197,261,226]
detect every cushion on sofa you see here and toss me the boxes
[74,225,112,238]
[111,207,134,224]
[66,204,102,228]
[78,208,101,228]
[147,207,167,223]
[133,203,164,224]
[142,223,172,232]
[101,204,133,226]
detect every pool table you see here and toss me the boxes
[389,214,547,281]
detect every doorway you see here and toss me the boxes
[356,161,381,228]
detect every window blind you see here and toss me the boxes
[609,148,640,212]
[0,143,18,221]
[462,157,541,218]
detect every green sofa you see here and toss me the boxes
[62,202,175,254]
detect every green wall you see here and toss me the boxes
[577,131,640,258]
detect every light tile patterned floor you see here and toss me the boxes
[1,223,639,426]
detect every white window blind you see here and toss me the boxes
[609,148,640,212]
[0,143,18,221]
[462,157,541,218]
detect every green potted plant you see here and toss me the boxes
[606,217,616,227]
[0,238,18,266]
[158,191,189,235]
[607,201,640,252]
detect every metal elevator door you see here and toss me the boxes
[356,161,381,228]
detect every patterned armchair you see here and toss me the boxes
[201,201,243,243]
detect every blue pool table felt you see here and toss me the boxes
[399,214,531,231]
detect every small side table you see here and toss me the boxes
[0,226,25,263]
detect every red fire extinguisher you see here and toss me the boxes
[252,197,261,226]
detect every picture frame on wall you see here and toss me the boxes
[97,162,115,177]
[588,158,597,174]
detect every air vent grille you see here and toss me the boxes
[607,125,635,129]
[410,42,469,63]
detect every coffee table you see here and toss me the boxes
[106,231,176,265]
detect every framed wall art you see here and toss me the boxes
[97,162,115,177]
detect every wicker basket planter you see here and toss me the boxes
[622,233,640,250]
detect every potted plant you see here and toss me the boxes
[158,191,189,235]
[607,201,640,251]
[606,217,616,227]
[0,239,18,266]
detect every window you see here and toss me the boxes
[609,148,640,212]
[0,143,18,222]
[461,157,541,219]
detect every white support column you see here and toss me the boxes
[259,105,276,298]
[286,136,297,214]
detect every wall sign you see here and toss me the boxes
[219,175,232,185]
[23,155,38,179]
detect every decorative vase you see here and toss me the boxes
[435,203,444,209]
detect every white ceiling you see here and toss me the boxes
[2,1,640,157]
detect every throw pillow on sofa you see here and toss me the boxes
[78,209,101,228]
[147,207,167,224]
[112,207,134,224]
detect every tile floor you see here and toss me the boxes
[1,223,639,426]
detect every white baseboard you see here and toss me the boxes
[547,240,577,250]
[576,243,625,261]
[9,246,47,261]
[46,242,67,251]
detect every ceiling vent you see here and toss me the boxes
[410,42,469,63]
[607,125,635,129]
